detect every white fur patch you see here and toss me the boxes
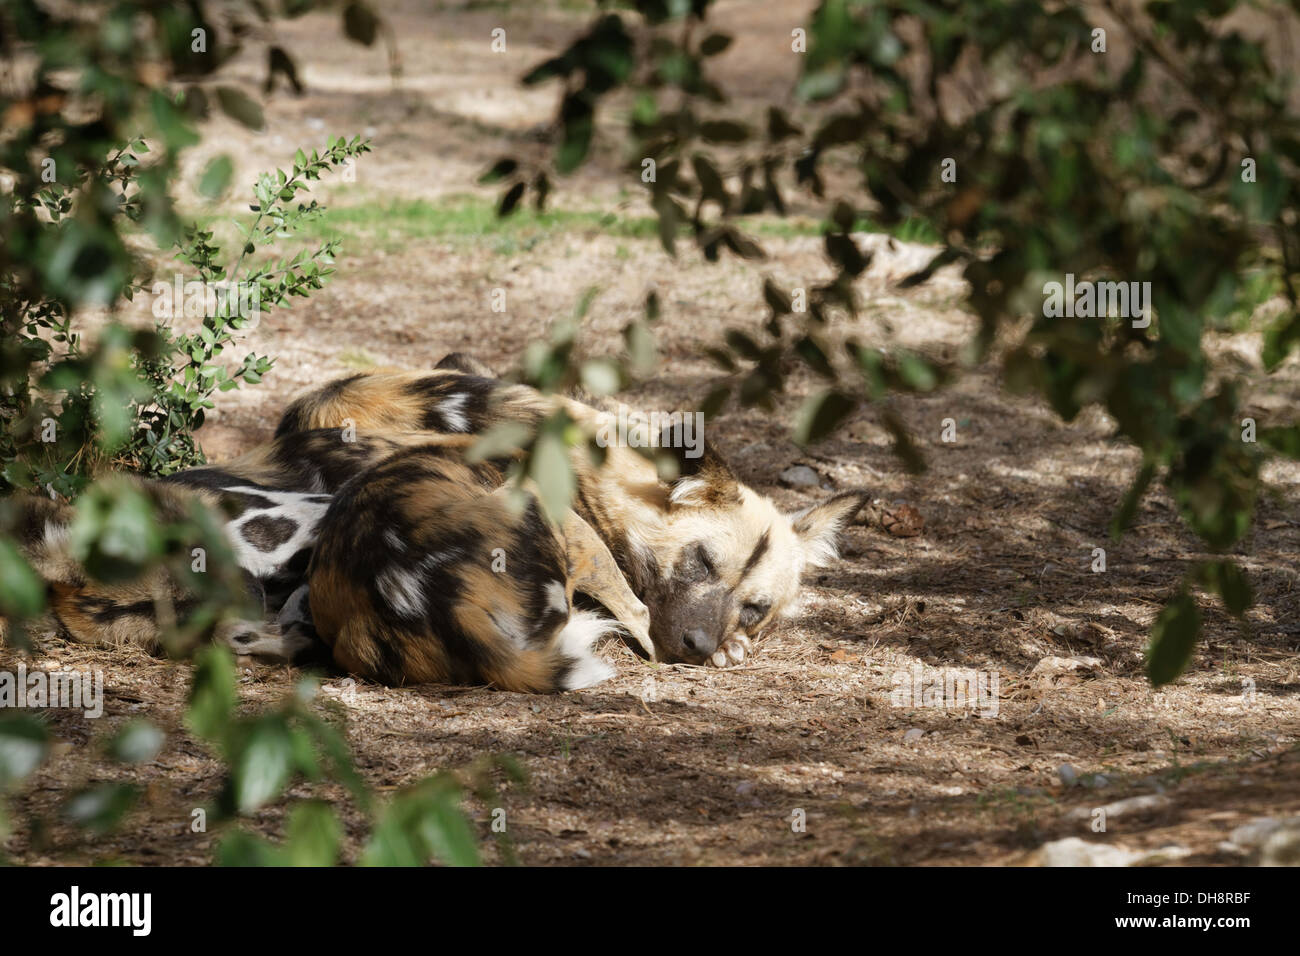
[377,566,426,619]
[490,607,530,649]
[223,487,330,579]
[439,392,471,432]
[42,519,70,551]
[543,580,568,615]
[554,609,617,690]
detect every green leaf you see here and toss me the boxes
[1197,561,1252,617]
[556,96,594,174]
[1261,312,1300,371]
[0,715,49,787]
[216,87,265,131]
[233,717,296,812]
[498,181,526,217]
[343,2,380,46]
[284,801,342,866]
[1110,462,1156,539]
[0,539,46,620]
[1260,425,1300,459]
[580,359,621,396]
[109,720,165,763]
[199,155,234,200]
[216,829,281,866]
[1147,592,1202,687]
[64,783,138,833]
[186,646,238,741]
[478,158,519,184]
[529,426,576,523]
[699,33,732,56]
[795,389,855,445]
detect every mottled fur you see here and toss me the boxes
[307,444,652,692]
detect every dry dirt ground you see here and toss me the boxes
[5,0,1299,866]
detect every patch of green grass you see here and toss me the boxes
[283,194,944,253]
[337,349,377,369]
[289,194,659,249]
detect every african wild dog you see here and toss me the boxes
[277,357,869,671]
[307,443,654,692]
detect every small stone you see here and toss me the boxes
[1031,655,1103,677]
[779,465,822,488]
[1058,764,1079,787]
[1064,794,1169,822]
[1262,827,1300,866]
[1032,837,1190,867]
[903,728,925,743]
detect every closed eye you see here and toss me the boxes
[675,543,717,585]
[739,601,770,630]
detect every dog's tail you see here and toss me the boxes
[488,609,618,693]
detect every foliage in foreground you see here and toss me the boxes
[0,647,519,866]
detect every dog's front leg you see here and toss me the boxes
[562,511,656,661]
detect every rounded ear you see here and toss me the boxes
[790,491,870,568]
[661,424,741,508]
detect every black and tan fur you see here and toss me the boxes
[307,443,652,692]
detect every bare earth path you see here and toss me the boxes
[4,0,1297,866]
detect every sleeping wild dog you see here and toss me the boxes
[278,355,869,675]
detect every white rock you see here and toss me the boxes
[1034,837,1191,867]
[1031,655,1104,677]
[1064,794,1170,822]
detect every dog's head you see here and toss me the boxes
[627,443,867,664]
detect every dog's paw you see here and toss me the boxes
[709,633,753,668]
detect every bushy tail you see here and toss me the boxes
[480,610,618,694]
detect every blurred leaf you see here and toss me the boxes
[216,87,265,130]
[1197,561,1252,617]
[1147,592,1202,687]
[109,720,165,763]
[343,3,379,46]
[0,715,49,788]
[284,800,342,866]
[0,540,46,620]
[795,390,855,445]
[199,155,234,200]
[64,783,138,834]
[233,717,296,813]
[529,425,576,523]
[187,646,237,741]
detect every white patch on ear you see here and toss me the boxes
[789,493,868,569]
[668,476,709,507]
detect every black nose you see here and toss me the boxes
[681,628,714,658]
